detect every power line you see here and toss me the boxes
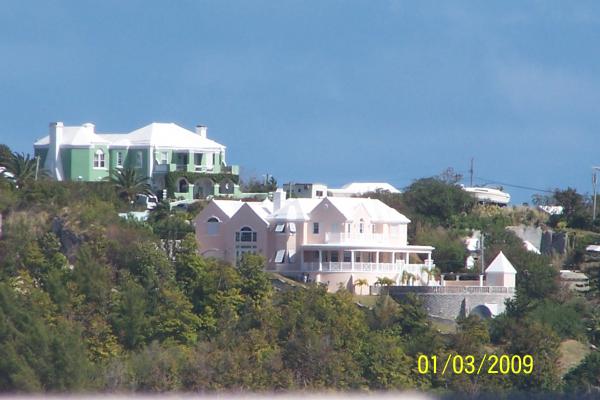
[474,176,554,194]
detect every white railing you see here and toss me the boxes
[294,262,431,274]
[390,286,515,294]
[324,232,400,244]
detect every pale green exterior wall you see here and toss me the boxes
[89,145,110,181]
[60,149,72,179]
[70,148,92,181]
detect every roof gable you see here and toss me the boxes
[485,251,517,274]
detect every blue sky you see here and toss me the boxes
[1,1,599,203]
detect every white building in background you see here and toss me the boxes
[282,182,401,199]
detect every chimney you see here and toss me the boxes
[196,125,207,138]
[82,122,95,132]
[273,188,286,211]
[48,122,64,180]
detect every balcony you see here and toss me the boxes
[268,261,432,274]
[324,232,400,245]
[154,164,169,173]
[389,286,515,294]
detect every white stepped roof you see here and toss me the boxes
[213,200,244,218]
[485,251,517,274]
[247,199,274,222]
[212,199,274,223]
[35,122,225,151]
[340,182,400,194]
[270,199,321,221]
[34,125,109,147]
[326,197,410,224]
[121,123,224,150]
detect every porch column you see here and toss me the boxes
[376,251,380,271]
[351,250,355,271]
[405,252,409,264]
[300,251,305,271]
[427,252,432,265]
[318,250,322,271]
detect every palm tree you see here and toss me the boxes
[375,276,395,295]
[354,278,369,295]
[110,167,151,203]
[0,151,42,188]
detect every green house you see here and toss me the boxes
[34,122,241,200]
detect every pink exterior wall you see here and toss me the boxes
[222,204,269,265]
[195,202,233,259]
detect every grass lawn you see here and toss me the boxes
[558,339,590,376]
[353,295,379,308]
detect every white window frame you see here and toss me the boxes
[275,249,286,263]
[116,151,124,168]
[135,151,143,168]
[160,151,169,165]
[206,217,220,235]
[289,222,296,234]
[93,149,106,169]
[275,223,285,233]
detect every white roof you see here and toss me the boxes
[270,199,321,221]
[523,240,541,254]
[211,199,273,224]
[586,245,600,252]
[340,182,400,194]
[485,251,517,274]
[247,199,274,223]
[120,123,224,150]
[35,122,225,151]
[34,125,110,147]
[326,197,410,224]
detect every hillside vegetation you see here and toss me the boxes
[1,151,600,396]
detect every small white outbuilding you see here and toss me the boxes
[485,251,517,287]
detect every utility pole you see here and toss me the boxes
[35,155,40,181]
[469,158,474,186]
[480,233,485,275]
[593,167,600,220]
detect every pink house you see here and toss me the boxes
[195,190,436,292]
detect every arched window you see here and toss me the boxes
[178,178,189,193]
[93,149,105,168]
[236,226,257,242]
[206,217,220,235]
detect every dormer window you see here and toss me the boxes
[93,149,105,168]
[275,223,285,233]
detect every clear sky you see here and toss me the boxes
[1,1,599,203]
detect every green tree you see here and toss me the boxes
[403,177,475,226]
[361,331,417,390]
[111,278,150,349]
[564,351,600,394]
[238,254,272,304]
